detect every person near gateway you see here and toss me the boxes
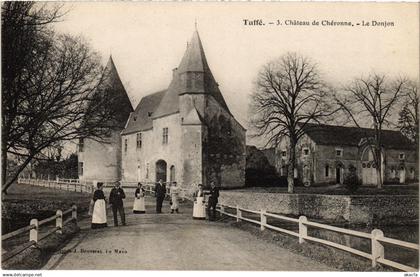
[109,181,126,226]
[170,181,180,214]
[154,179,166,213]
[133,182,146,214]
[206,181,220,221]
[91,182,107,229]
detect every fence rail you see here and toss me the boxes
[18,177,194,201]
[217,203,418,272]
[2,205,78,262]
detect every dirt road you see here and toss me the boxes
[44,196,332,270]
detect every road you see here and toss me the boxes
[44,196,332,270]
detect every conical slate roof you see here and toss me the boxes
[101,56,133,128]
[152,30,230,119]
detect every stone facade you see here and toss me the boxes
[275,124,418,186]
[120,30,246,188]
[78,131,123,182]
[78,57,133,183]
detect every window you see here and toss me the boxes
[399,153,405,160]
[162,127,169,144]
[281,151,287,158]
[336,148,343,157]
[124,138,128,153]
[78,138,84,152]
[78,162,84,176]
[325,165,329,177]
[303,148,309,156]
[136,133,142,149]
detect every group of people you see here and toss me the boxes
[90,180,220,229]
[91,181,127,229]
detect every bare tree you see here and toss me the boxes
[250,53,339,193]
[2,2,126,193]
[335,74,407,188]
[398,81,419,144]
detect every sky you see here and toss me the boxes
[53,2,419,147]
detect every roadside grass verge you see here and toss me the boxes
[220,216,398,271]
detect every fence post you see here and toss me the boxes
[236,205,241,222]
[220,205,225,214]
[260,209,267,231]
[72,205,78,222]
[56,210,63,234]
[299,216,308,244]
[371,229,384,268]
[29,219,38,243]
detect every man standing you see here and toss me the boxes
[109,181,126,226]
[206,181,219,221]
[154,179,166,213]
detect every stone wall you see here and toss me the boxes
[219,191,418,225]
[78,130,122,182]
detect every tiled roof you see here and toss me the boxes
[121,90,166,135]
[303,123,414,150]
[152,30,230,119]
[100,56,133,128]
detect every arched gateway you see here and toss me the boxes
[156,160,167,183]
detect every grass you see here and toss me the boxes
[1,183,91,269]
[219,216,398,271]
[2,183,91,234]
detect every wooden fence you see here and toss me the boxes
[2,205,78,262]
[18,177,193,200]
[216,203,419,272]
[17,177,417,271]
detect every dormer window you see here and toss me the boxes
[302,148,309,156]
[336,148,343,157]
[399,153,405,160]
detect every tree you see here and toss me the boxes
[398,81,419,145]
[335,74,407,188]
[250,53,339,193]
[2,2,123,193]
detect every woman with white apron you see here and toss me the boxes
[193,184,206,219]
[170,182,180,213]
[133,182,146,214]
[91,182,107,229]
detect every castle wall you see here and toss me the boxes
[78,130,122,182]
[121,113,183,184]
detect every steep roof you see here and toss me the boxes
[152,30,230,119]
[303,123,414,150]
[98,56,133,128]
[121,90,166,135]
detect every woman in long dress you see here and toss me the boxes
[91,182,107,229]
[133,182,146,214]
[170,181,179,214]
[193,184,206,219]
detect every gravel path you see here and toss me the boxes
[44,196,332,271]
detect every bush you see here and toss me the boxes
[343,169,361,193]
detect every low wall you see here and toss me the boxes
[219,191,418,225]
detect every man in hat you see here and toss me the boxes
[154,179,166,213]
[109,181,126,226]
[206,181,219,221]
